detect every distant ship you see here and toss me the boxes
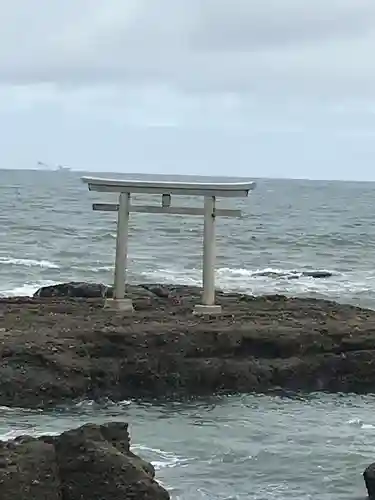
[56,165,71,172]
[37,161,71,172]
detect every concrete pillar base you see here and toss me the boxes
[193,304,222,316]
[104,298,134,313]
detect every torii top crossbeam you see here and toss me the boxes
[82,174,256,315]
[83,175,255,197]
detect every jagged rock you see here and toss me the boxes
[0,422,170,500]
[364,462,375,498]
[34,281,107,299]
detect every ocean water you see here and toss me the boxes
[0,395,373,499]
[1,168,375,498]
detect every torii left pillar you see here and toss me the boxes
[105,192,134,312]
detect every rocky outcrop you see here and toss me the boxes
[33,281,165,306]
[1,283,375,408]
[0,422,169,500]
[34,281,108,298]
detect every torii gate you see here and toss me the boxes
[82,175,256,314]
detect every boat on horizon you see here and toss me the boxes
[37,161,71,172]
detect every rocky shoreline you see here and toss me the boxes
[0,422,169,499]
[1,282,375,409]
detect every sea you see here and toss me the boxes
[1,168,375,499]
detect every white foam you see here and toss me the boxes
[347,418,363,426]
[137,265,375,307]
[1,264,374,305]
[140,267,201,286]
[0,257,59,269]
[141,266,336,283]
[0,430,27,441]
[134,444,184,470]
[140,266,337,290]
[0,280,56,297]
[72,399,132,410]
[89,265,113,273]
[217,267,336,279]
[347,418,375,430]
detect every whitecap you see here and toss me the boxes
[0,257,59,269]
[72,399,132,411]
[347,418,363,426]
[0,429,27,441]
[89,265,113,273]
[139,268,201,286]
[0,405,42,414]
[216,267,336,280]
[133,444,184,470]
[0,280,56,297]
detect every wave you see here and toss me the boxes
[0,259,335,280]
[0,280,56,297]
[347,418,375,429]
[88,265,113,273]
[1,265,374,310]
[68,265,113,274]
[137,266,375,308]
[217,267,336,279]
[92,232,117,242]
[0,257,59,269]
[134,444,187,470]
[139,266,336,285]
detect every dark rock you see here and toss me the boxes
[364,462,375,498]
[252,270,333,280]
[143,285,171,298]
[0,422,170,500]
[35,282,165,309]
[34,282,107,299]
[301,271,333,278]
[2,283,375,408]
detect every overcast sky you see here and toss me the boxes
[1,0,375,180]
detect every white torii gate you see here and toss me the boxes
[82,175,256,314]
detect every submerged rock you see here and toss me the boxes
[249,270,333,280]
[2,283,375,408]
[0,422,170,500]
[301,270,333,278]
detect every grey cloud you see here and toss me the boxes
[0,0,374,98]
[191,0,375,50]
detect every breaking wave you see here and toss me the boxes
[0,257,59,269]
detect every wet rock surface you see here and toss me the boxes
[34,281,108,299]
[0,422,169,500]
[364,462,375,498]
[1,283,375,408]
